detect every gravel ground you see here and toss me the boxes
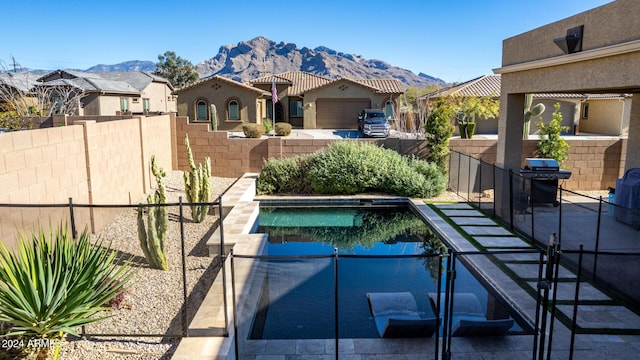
[54,173,238,360]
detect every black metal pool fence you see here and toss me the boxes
[0,197,225,340]
[229,246,622,360]
[447,150,640,305]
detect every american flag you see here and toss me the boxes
[271,77,278,104]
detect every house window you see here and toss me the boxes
[196,100,208,120]
[384,101,394,118]
[143,98,150,111]
[120,98,129,111]
[582,103,589,119]
[228,100,240,120]
[132,98,140,104]
[289,100,303,117]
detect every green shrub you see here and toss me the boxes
[275,122,292,136]
[0,224,134,359]
[257,141,446,198]
[257,155,312,194]
[263,119,273,134]
[424,99,455,174]
[536,103,570,165]
[242,123,265,138]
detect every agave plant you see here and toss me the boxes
[0,224,135,359]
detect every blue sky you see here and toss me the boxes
[3,0,612,83]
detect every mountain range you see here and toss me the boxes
[17,37,444,87]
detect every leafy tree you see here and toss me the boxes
[423,98,455,174]
[154,51,199,88]
[536,102,570,165]
[399,85,442,113]
[451,94,499,124]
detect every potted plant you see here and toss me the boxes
[451,94,499,139]
[535,103,570,165]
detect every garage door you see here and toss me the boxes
[316,99,371,129]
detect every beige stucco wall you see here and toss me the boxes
[176,80,263,131]
[578,98,627,135]
[502,0,640,67]
[0,115,173,250]
[494,0,640,215]
[140,82,177,113]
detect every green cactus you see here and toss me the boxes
[183,134,212,223]
[137,155,169,270]
[523,94,546,139]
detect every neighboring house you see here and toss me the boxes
[418,74,631,136]
[251,71,405,129]
[0,72,40,112]
[174,71,406,131]
[174,75,271,131]
[37,70,176,116]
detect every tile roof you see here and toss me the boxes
[420,74,630,100]
[352,79,407,94]
[40,77,138,94]
[174,75,270,95]
[252,71,333,96]
[422,75,501,98]
[97,72,172,91]
[0,72,39,92]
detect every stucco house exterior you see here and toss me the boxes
[418,74,631,136]
[174,75,271,131]
[174,71,406,131]
[492,0,640,216]
[36,70,176,116]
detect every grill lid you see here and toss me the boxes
[525,158,560,171]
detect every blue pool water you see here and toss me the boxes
[249,205,527,339]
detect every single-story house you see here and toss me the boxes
[418,74,631,136]
[174,71,406,131]
[36,70,176,116]
[174,75,271,131]
[0,72,41,112]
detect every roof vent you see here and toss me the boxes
[553,25,584,54]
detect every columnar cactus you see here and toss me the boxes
[183,134,212,223]
[523,94,546,140]
[137,155,169,270]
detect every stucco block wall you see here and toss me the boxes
[175,118,626,190]
[0,115,174,249]
[0,126,90,249]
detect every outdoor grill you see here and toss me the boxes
[520,158,571,206]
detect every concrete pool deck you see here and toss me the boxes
[172,174,640,359]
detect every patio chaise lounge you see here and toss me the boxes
[428,292,514,337]
[366,292,438,338]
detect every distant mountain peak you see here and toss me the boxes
[85,60,156,72]
[196,37,444,87]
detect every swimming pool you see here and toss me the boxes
[248,203,529,339]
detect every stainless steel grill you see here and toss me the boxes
[519,158,572,207]
[520,158,571,180]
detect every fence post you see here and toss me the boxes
[478,159,482,210]
[467,156,471,202]
[334,248,339,360]
[546,235,561,360]
[569,244,584,360]
[492,163,497,219]
[215,196,229,336]
[532,251,545,360]
[435,254,443,360]
[441,252,452,360]
[230,249,239,359]
[509,170,514,230]
[179,197,188,337]
[594,197,603,280]
[68,197,77,240]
